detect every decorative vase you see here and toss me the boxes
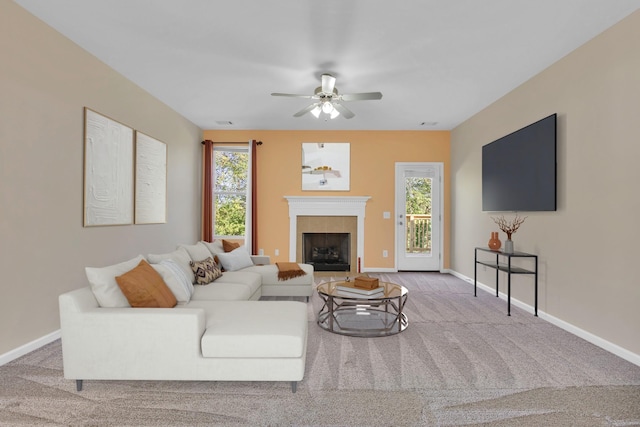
[504,239,514,254]
[488,232,501,251]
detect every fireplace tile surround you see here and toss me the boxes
[285,196,370,274]
[300,221,355,272]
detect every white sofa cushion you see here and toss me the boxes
[190,271,262,301]
[178,242,212,262]
[190,282,252,301]
[85,255,145,307]
[151,259,194,303]
[190,300,308,358]
[200,240,224,256]
[147,247,194,284]
[216,246,254,271]
[219,271,262,296]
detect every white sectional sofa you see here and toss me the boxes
[58,241,314,393]
[184,240,314,301]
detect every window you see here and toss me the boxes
[214,147,248,238]
[404,176,432,253]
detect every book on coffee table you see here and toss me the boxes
[335,283,385,296]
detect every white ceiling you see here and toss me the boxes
[14,0,640,131]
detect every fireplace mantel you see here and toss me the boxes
[284,196,371,267]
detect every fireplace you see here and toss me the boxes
[303,232,350,272]
[285,196,371,273]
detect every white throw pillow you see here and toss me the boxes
[216,246,254,271]
[200,240,224,256]
[147,247,195,284]
[151,259,194,303]
[178,242,212,262]
[85,255,145,307]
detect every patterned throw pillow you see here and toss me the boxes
[190,257,222,285]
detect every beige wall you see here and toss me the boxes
[203,130,451,270]
[1,1,202,355]
[451,11,640,356]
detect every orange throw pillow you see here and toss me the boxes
[116,259,177,308]
[222,239,241,253]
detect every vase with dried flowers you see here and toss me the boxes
[491,214,526,253]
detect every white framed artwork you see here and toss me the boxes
[135,131,167,224]
[83,108,134,226]
[301,142,350,191]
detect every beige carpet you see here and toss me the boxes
[1,272,639,426]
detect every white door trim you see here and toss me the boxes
[394,162,444,272]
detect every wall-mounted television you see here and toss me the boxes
[482,113,557,212]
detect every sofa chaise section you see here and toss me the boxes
[59,287,308,392]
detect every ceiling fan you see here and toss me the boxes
[271,73,383,119]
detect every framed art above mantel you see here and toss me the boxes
[301,142,350,191]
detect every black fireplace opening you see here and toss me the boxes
[302,232,350,271]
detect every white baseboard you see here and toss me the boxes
[0,329,61,367]
[450,270,640,367]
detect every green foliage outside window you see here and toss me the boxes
[405,177,432,252]
[215,195,246,236]
[405,177,432,215]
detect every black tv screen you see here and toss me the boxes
[482,114,557,212]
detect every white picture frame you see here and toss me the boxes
[135,131,167,224]
[83,108,134,226]
[302,142,350,191]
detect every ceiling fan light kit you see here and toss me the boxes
[271,73,382,120]
[309,102,340,120]
[310,105,322,118]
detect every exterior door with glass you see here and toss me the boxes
[395,163,442,271]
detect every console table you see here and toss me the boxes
[474,247,538,316]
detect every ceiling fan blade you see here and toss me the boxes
[321,74,336,94]
[332,103,355,119]
[271,92,315,99]
[293,103,319,117]
[340,92,383,101]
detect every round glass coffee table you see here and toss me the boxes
[316,280,408,337]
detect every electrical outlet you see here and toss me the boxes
[383,250,388,258]
[259,248,264,256]
[275,249,279,256]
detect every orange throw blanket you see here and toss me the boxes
[276,262,307,281]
